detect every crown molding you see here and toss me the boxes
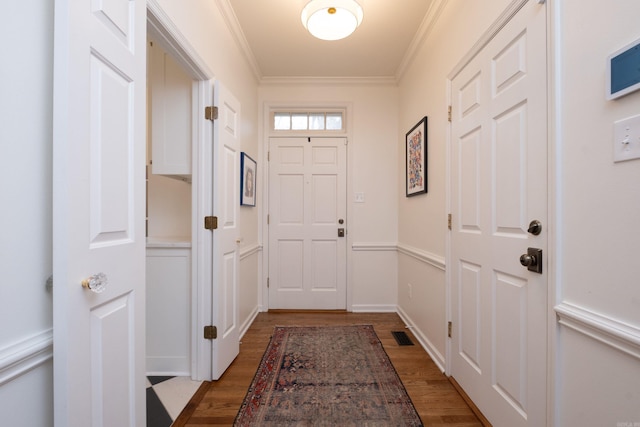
[260,75,398,87]
[395,0,449,82]
[215,0,263,81]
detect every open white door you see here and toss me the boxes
[210,81,241,379]
[449,2,547,426]
[52,0,146,425]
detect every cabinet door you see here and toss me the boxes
[146,247,192,375]
[148,39,192,176]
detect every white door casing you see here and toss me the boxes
[449,1,547,426]
[52,0,146,425]
[268,137,347,310]
[211,81,241,379]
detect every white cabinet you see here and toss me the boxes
[148,39,192,177]
[146,241,191,375]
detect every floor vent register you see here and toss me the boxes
[391,331,414,346]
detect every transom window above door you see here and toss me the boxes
[272,110,345,132]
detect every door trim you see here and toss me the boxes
[261,102,354,311]
[147,1,214,381]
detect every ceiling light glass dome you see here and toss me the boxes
[301,0,364,41]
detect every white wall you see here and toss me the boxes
[554,0,640,424]
[147,173,192,237]
[397,0,640,424]
[0,0,54,425]
[396,0,512,367]
[259,83,399,311]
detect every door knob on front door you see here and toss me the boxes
[520,248,542,274]
[338,228,345,237]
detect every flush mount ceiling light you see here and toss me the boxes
[301,0,364,41]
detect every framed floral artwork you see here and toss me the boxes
[240,152,256,206]
[406,116,428,197]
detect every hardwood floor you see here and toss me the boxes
[175,312,484,426]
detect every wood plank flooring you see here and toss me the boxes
[175,312,484,426]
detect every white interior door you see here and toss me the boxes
[52,0,146,425]
[268,137,347,310]
[211,81,241,379]
[450,2,547,426]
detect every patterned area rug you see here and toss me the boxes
[234,325,423,426]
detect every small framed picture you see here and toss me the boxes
[405,116,428,197]
[240,152,256,206]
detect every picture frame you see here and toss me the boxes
[240,152,257,206]
[406,116,428,197]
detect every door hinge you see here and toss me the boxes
[267,214,270,225]
[448,213,452,230]
[448,321,452,338]
[204,216,218,230]
[205,106,218,121]
[204,325,217,340]
[447,105,452,122]
[267,277,270,288]
[267,151,270,161]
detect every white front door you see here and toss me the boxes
[450,2,547,426]
[268,137,347,310]
[211,82,241,379]
[52,0,146,425]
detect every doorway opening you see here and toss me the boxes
[146,5,215,383]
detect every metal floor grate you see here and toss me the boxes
[391,331,414,346]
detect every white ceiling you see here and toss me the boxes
[225,0,435,79]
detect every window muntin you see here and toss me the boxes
[272,110,344,132]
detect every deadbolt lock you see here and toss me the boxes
[528,220,542,236]
[338,228,345,237]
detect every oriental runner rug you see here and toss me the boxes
[234,325,423,426]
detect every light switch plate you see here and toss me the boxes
[354,192,365,203]
[613,114,640,162]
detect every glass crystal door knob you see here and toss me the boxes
[81,272,107,293]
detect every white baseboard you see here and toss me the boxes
[351,304,397,313]
[239,306,260,340]
[0,329,53,386]
[396,306,446,372]
[146,370,191,377]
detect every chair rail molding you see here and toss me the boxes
[555,301,640,360]
[0,329,53,386]
[351,242,397,252]
[240,243,262,261]
[397,243,446,271]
